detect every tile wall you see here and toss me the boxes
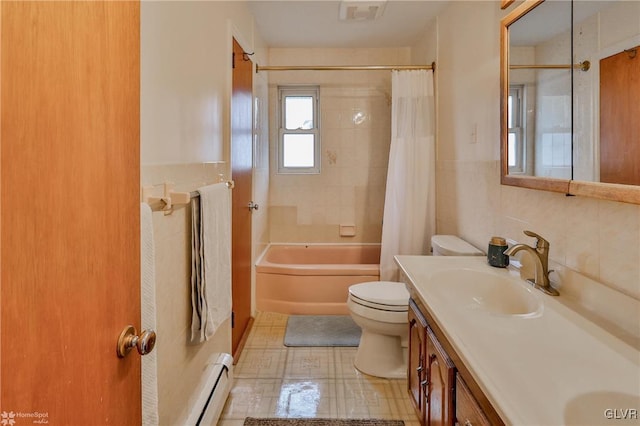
[142,162,232,425]
[268,48,410,243]
[428,1,640,342]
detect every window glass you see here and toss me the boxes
[508,134,516,167]
[508,85,525,173]
[278,86,320,174]
[283,134,315,167]
[285,96,313,130]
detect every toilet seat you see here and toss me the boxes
[348,281,409,311]
[348,281,409,324]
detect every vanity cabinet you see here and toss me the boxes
[408,301,428,424]
[408,298,503,426]
[426,327,455,426]
[455,374,491,426]
[408,300,455,426]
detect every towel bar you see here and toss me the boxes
[190,181,234,199]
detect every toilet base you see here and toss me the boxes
[354,330,407,379]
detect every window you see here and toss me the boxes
[508,85,525,173]
[278,86,320,174]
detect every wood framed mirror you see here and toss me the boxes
[500,0,640,204]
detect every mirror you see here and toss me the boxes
[500,0,640,203]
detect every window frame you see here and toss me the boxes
[508,84,526,174]
[277,86,321,174]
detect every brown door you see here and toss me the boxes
[600,45,640,185]
[231,38,254,359]
[1,2,141,425]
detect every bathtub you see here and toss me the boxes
[256,244,381,315]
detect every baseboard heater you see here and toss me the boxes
[184,353,234,426]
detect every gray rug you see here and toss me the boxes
[244,419,404,426]
[284,315,361,347]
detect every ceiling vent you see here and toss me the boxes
[339,1,387,21]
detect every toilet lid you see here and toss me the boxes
[349,281,410,309]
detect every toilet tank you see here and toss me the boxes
[431,235,483,256]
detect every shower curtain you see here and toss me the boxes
[380,69,436,281]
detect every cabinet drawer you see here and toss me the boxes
[455,374,490,426]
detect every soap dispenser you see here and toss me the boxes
[487,237,509,268]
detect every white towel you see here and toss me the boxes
[140,203,159,426]
[190,183,232,343]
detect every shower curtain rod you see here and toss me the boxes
[510,60,591,72]
[256,62,435,73]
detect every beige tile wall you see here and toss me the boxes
[427,1,640,339]
[268,48,409,243]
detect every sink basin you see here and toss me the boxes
[564,391,640,425]
[429,268,542,317]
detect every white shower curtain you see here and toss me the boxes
[380,69,436,281]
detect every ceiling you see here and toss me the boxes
[247,1,450,48]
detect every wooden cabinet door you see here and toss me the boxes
[427,328,455,426]
[408,301,428,424]
[455,374,491,426]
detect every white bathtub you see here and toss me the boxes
[255,244,381,315]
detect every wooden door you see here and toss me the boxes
[1,2,141,425]
[408,301,428,424]
[231,38,254,359]
[600,45,640,185]
[427,328,455,426]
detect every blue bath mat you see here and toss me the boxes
[284,315,361,347]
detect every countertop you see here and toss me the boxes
[395,255,640,426]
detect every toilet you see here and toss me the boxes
[347,235,483,378]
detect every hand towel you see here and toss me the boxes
[140,203,159,425]
[190,183,232,343]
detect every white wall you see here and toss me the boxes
[140,2,269,424]
[426,0,640,339]
[141,1,255,165]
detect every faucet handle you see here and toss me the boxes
[523,230,549,248]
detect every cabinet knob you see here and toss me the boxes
[464,420,473,426]
[416,365,423,373]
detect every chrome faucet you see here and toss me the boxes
[504,230,559,296]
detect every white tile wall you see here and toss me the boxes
[268,48,406,243]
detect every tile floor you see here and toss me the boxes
[219,312,420,425]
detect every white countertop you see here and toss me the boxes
[395,255,640,426]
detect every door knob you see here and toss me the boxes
[117,325,156,358]
[248,201,259,211]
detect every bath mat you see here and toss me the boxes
[244,418,404,426]
[284,315,361,347]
